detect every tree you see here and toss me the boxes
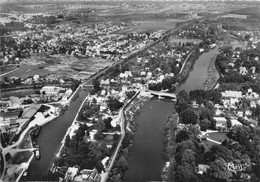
[97,120,106,132]
[180,108,198,125]
[70,79,81,91]
[210,118,216,130]
[206,145,233,163]
[200,118,211,131]
[94,131,104,140]
[176,129,191,143]
[162,77,173,90]
[65,135,70,148]
[177,140,197,154]
[113,133,120,141]
[125,91,136,99]
[92,79,100,91]
[176,163,198,182]
[185,124,201,138]
[181,149,196,167]
[107,97,124,112]
[69,138,78,154]
[116,156,128,171]
[176,98,189,113]
[208,158,232,181]
[103,117,113,130]
[200,108,213,120]
[3,77,8,83]
[226,118,232,129]
[245,34,251,40]
[227,125,251,146]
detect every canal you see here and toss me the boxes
[27,88,89,180]
[124,99,174,182]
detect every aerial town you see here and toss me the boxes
[0,0,260,182]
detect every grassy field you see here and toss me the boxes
[0,89,37,98]
[169,38,202,44]
[230,6,260,17]
[202,132,229,151]
[118,18,186,34]
[207,132,229,143]
[0,64,52,81]
[3,54,113,81]
[0,65,19,76]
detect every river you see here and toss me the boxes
[124,45,222,181]
[26,88,89,180]
[176,47,219,93]
[124,99,174,182]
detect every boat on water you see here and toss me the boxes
[35,145,40,160]
[23,170,28,176]
[33,125,41,137]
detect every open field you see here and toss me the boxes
[230,6,260,17]
[202,132,229,151]
[169,38,202,44]
[3,54,113,81]
[0,64,52,80]
[0,89,37,98]
[118,19,184,34]
[0,66,19,76]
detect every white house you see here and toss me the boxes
[40,86,61,95]
[213,117,227,128]
[65,167,79,181]
[221,91,243,98]
[9,96,21,108]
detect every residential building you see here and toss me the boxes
[40,86,62,95]
[213,117,227,128]
[9,96,21,108]
[65,166,79,182]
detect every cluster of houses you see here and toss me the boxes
[208,89,258,130]
[2,74,68,86]
[1,18,166,64]
[64,166,101,182]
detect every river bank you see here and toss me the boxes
[203,52,220,90]
[161,113,178,181]
[107,92,152,180]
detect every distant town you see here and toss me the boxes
[0,0,260,182]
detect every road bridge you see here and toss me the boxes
[149,90,176,100]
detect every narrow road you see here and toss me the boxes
[101,109,126,182]
[177,49,195,75]
[206,138,221,145]
[0,68,20,77]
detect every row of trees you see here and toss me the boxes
[110,132,135,180]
